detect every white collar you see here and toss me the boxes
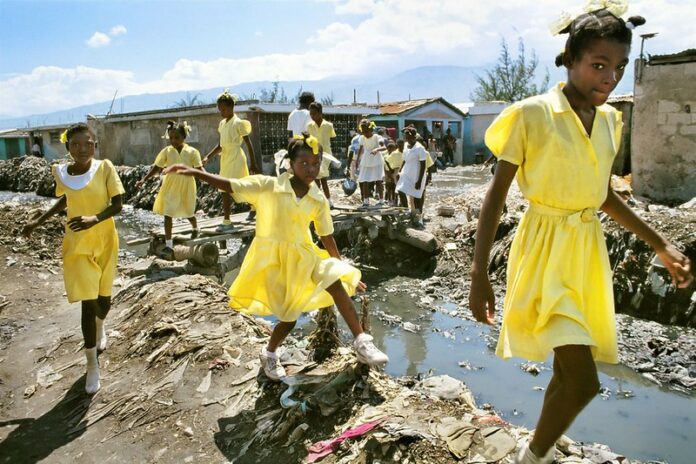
[56,159,102,191]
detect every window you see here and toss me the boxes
[49,131,60,143]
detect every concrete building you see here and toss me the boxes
[0,129,29,160]
[369,98,468,163]
[632,49,696,203]
[606,94,633,176]
[89,102,375,173]
[455,101,509,164]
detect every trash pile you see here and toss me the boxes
[0,155,55,197]
[0,199,63,269]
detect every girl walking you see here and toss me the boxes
[203,90,258,230]
[396,126,428,227]
[22,123,124,394]
[165,133,389,380]
[346,119,386,208]
[469,6,692,464]
[137,121,202,257]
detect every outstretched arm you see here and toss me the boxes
[469,160,518,324]
[22,196,67,237]
[601,187,692,287]
[67,194,123,232]
[136,165,163,189]
[202,144,222,166]
[165,164,234,193]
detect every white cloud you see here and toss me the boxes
[4,0,695,116]
[335,0,376,14]
[110,25,127,36]
[86,32,111,48]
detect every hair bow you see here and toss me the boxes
[217,88,238,102]
[60,130,68,144]
[549,0,629,35]
[293,134,320,155]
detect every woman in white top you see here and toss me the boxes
[346,119,387,208]
[396,126,427,227]
[287,92,315,137]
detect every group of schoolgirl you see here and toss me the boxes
[18,6,695,463]
[346,120,435,227]
[21,89,389,395]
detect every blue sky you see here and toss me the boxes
[1,0,693,117]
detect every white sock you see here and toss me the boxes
[354,333,371,344]
[85,347,100,394]
[96,317,107,351]
[165,239,173,248]
[263,346,278,358]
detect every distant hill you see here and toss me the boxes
[0,62,633,130]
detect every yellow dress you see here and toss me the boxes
[227,173,361,321]
[218,115,252,180]
[486,82,623,364]
[153,144,202,218]
[307,119,339,180]
[52,159,125,303]
[384,150,403,183]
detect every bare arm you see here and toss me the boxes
[136,165,163,188]
[320,234,367,291]
[67,194,123,232]
[243,135,258,174]
[164,164,234,192]
[469,160,518,324]
[601,186,692,287]
[21,196,67,237]
[203,144,222,165]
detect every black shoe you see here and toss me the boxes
[190,229,199,239]
[246,211,256,221]
[161,246,175,260]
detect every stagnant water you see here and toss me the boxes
[2,166,694,463]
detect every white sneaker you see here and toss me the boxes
[96,318,107,352]
[259,349,286,381]
[84,347,100,394]
[353,334,389,366]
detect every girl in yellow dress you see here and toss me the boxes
[469,6,692,464]
[22,123,125,394]
[165,134,389,381]
[137,121,202,256]
[203,90,258,231]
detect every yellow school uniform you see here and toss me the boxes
[52,159,125,303]
[218,115,251,180]
[307,120,339,179]
[384,150,403,184]
[153,144,202,218]
[486,82,623,364]
[226,173,361,321]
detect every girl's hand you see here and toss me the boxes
[135,179,145,189]
[469,272,496,325]
[357,281,367,293]
[68,215,99,231]
[21,221,38,238]
[656,244,693,288]
[164,164,195,176]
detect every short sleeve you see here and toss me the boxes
[313,199,334,237]
[188,147,203,168]
[236,119,252,137]
[611,111,623,156]
[104,159,125,198]
[484,104,526,166]
[154,148,168,168]
[329,123,336,139]
[51,165,65,197]
[229,175,272,205]
[307,122,318,138]
[286,111,294,131]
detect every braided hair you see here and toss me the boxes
[63,123,96,148]
[165,120,189,139]
[555,9,646,67]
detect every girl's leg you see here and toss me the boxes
[375,181,384,201]
[260,320,296,381]
[81,299,101,394]
[359,183,369,204]
[398,192,408,208]
[188,216,199,238]
[222,193,232,222]
[321,179,331,200]
[324,280,389,366]
[95,295,110,351]
[164,216,173,245]
[267,321,296,352]
[529,345,599,459]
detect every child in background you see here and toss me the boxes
[22,123,124,394]
[347,129,362,181]
[164,133,389,380]
[203,90,258,231]
[383,140,403,206]
[469,7,692,464]
[287,92,315,138]
[346,119,387,208]
[396,126,427,227]
[137,121,202,257]
[307,102,341,207]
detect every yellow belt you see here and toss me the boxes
[528,203,598,226]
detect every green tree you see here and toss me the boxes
[472,38,549,102]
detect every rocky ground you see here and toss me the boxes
[0,156,694,463]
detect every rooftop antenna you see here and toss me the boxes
[377,91,380,105]
[637,32,658,83]
[107,89,119,115]
[353,89,356,104]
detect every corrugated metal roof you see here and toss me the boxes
[607,94,633,103]
[649,49,696,65]
[378,98,439,115]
